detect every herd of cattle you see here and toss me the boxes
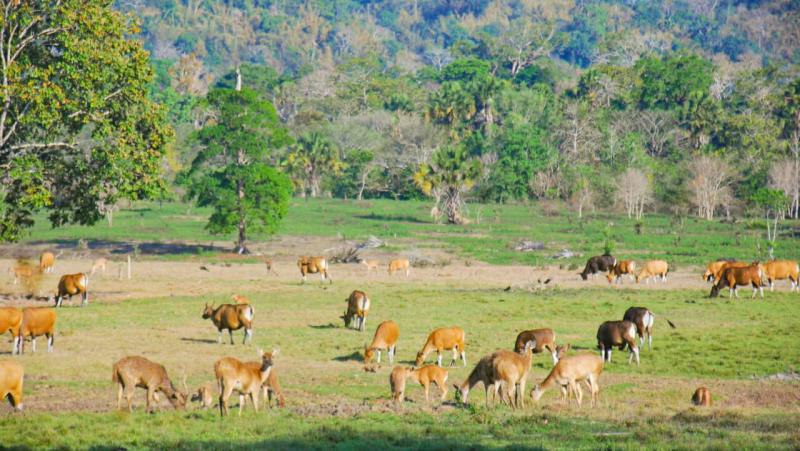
[2,250,797,416]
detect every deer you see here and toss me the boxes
[262,257,278,276]
[389,365,449,404]
[18,307,57,354]
[342,290,370,332]
[692,387,712,406]
[622,307,676,351]
[0,307,22,355]
[90,258,108,276]
[453,352,503,407]
[231,294,250,305]
[415,327,466,367]
[388,258,410,276]
[530,353,604,407]
[215,349,277,416]
[39,250,62,274]
[8,263,37,285]
[636,260,669,284]
[513,328,560,365]
[191,383,215,409]
[242,359,285,409]
[364,320,399,368]
[361,259,380,273]
[0,360,24,411]
[54,273,89,307]
[596,320,639,365]
[297,256,331,284]
[112,356,188,413]
[202,302,254,344]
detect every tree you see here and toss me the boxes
[414,144,481,224]
[616,168,652,220]
[752,188,790,259]
[284,132,345,198]
[182,88,292,254]
[0,0,172,241]
[777,77,800,218]
[688,155,733,220]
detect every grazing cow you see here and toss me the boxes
[703,259,743,282]
[622,307,675,351]
[364,320,400,367]
[513,328,560,365]
[710,263,765,299]
[388,259,411,277]
[692,387,712,406]
[112,356,188,413]
[297,256,331,284]
[202,303,254,344]
[54,273,89,307]
[580,255,616,280]
[342,290,370,332]
[415,327,466,367]
[39,251,61,274]
[0,360,24,411]
[607,260,636,284]
[762,260,799,292]
[596,320,639,365]
[636,260,669,284]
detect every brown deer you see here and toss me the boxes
[415,327,466,367]
[54,273,89,307]
[191,383,215,409]
[0,307,22,355]
[202,303,254,344]
[342,290,370,332]
[0,360,24,411]
[390,365,449,404]
[530,354,604,407]
[215,349,277,416]
[361,259,380,273]
[489,340,537,409]
[692,387,712,406]
[364,320,399,367]
[597,320,639,365]
[453,352,502,407]
[243,360,286,409]
[112,356,188,413]
[90,258,108,276]
[8,263,36,285]
[18,307,57,354]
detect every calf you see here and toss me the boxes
[18,307,57,354]
[710,263,765,299]
[692,387,712,406]
[54,273,89,307]
[191,383,215,409]
[513,328,560,364]
[762,260,799,292]
[0,307,22,355]
[390,365,448,403]
[0,360,24,411]
[113,356,188,413]
[596,320,639,365]
[364,320,399,367]
[39,251,60,274]
[202,303,254,344]
[342,290,370,332]
[297,256,331,284]
[580,255,616,280]
[607,260,636,284]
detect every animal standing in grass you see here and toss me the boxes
[390,365,449,403]
[0,307,22,355]
[703,259,745,282]
[580,255,616,280]
[607,260,636,284]
[453,353,501,407]
[489,341,537,409]
[513,328,561,365]
[0,360,24,411]
[762,260,799,292]
[39,251,61,274]
[361,260,379,273]
[710,262,765,298]
[415,327,466,367]
[297,256,330,284]
[388,258,410,276]
[18,307,56,354]
[54,273,89,307]
[596,320,639,365]
[530,354,604,407]
[90,258,108,276]
[112,356,188,413]
[342,290,370,332]
[622,307,675,351]
[636,260,669,284]
[364,320,399,367]
[215,349,277,416]
[692,387,712,406]
[202,302,254,344]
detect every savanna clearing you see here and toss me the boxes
[1,199,799,450]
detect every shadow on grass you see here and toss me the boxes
[180,337,218,344]
[355,213,428,224]
[21,239,228,256]
[332,351,363,362]
[308,323,338,329]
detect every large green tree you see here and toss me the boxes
[182,88,292,253]
[0,0,172,240]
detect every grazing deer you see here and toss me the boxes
[202,303,254,344]
[39,251,62,274]
[112,356,188,413]
[297,256,331,284]
[342,290,370,332]
[262,257,278,276]
[8,263,36,285]
[215,349,277,416]
[364,320,399,367]
[415,327,466,367]
[54,273,89,307]
[692,387,712,406]
[388,259,410,276]
[636,260,669,284]
[530,354,604,407]
[513,328,560,364]
[0,307,22,355]
[361,260,379,273]
[453,352,502,407]
[90,258,108,276]
[596,320,639,365]
[390,365,449,404]
[18,307,57,354]
[0,360,24,411]
[622,307,676,351]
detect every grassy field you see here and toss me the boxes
[0,255,799,449]
[17,198,800,266]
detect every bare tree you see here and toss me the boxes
[571,178,594,218]
[688,156,734,220]
[769,158,800,218]
[633,110,678,158]
[616,168,652,220]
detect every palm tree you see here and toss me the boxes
[414,145,481,224]
[284,132,345,197]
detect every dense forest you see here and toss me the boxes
[2,1,800,244]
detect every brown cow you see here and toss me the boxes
[762,260,799,292]
[297,256,331,284]
[607,260,636,284]
[710,263,765,299]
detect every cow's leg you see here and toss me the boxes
[376,350,381,364]
[82,291,88,307]
[31,337,37,353]
[449,347,458,367]
[436,352,443,367]
[228,329,234,345]
[244,327,252,345]
[461,350,467,367]
[47,333,54,352]
[217,329,223,344]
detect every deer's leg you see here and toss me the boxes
[117,383,124,410]
[146,387,155,413]
[238,394,245,416]
[82,291,88,307]
[461,350,467,367]
[126,387,134,412]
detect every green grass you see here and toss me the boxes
[20,198,800,266]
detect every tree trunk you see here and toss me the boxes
[236,148,247,254]
[357,169,368,200]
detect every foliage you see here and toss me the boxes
[414,145,481,224]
